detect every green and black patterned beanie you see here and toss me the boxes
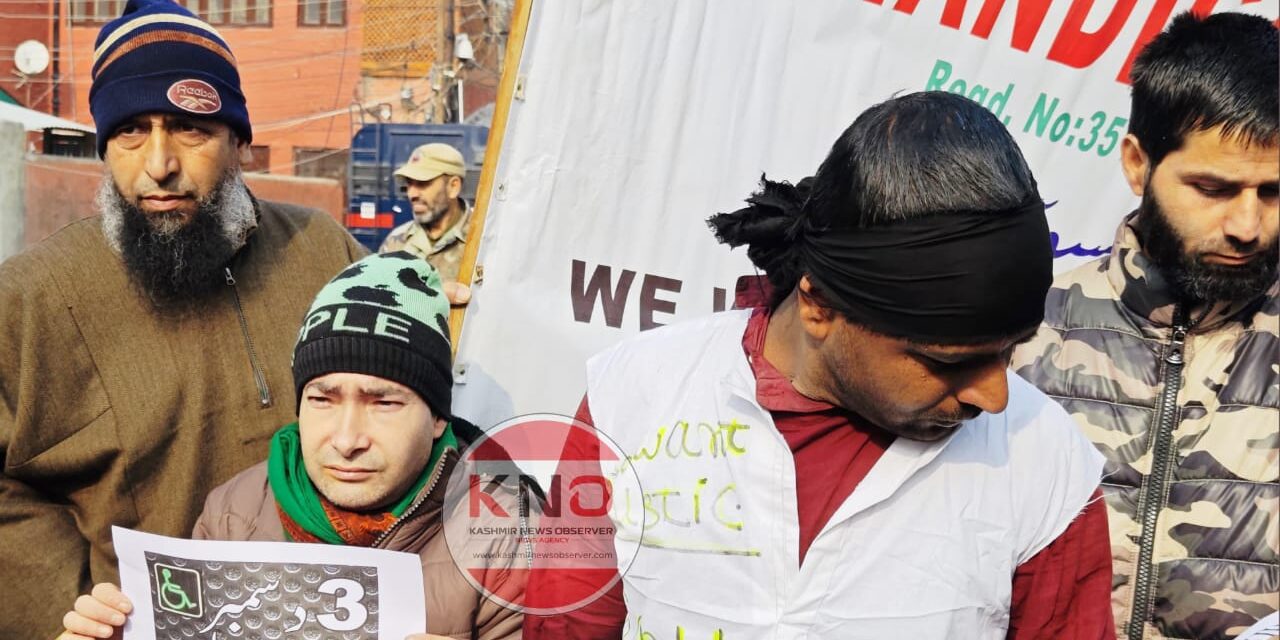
[292,251,453,418]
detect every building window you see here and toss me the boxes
[244,145,272,173]
[72,0,269,24]
[299,0,346,27]
[70,0,123,23]
[294,147,349,184]
[189,0,271,25]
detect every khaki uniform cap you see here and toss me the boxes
[395,143,466,182]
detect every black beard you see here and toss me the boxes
[1137,191,1278,305]
[110,183,242,310]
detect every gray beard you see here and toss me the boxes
[98,169,257,309]
[414,203,448,228]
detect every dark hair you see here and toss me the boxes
[709,91,1039,307]
[1129,11,1278,168]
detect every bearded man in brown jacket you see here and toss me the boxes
[0,1,372,636]
[60,252,525,640]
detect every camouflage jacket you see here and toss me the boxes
[1012,212,1279,640]
[378,201,472,283]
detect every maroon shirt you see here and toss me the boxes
[525,309,1115,639]
[741,307,896,564]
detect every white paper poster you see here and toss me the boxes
[113,526,426,639]
[451,0,1277,429]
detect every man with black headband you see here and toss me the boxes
[524,91,1113,638]
[1013,12,1278,640]
[0,1,365,635]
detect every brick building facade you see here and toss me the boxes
[3,0,506,180]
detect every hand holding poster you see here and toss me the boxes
[112,526,426,639]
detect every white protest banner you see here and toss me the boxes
[451,0,1277,427]
[113,526,425,639]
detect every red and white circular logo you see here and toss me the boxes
[442,414,644,615]
[166,79,222,114]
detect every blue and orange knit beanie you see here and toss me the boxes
[89,0,251,157]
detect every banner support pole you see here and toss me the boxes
[448,0,535,358]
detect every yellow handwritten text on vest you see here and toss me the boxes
[628,421,750,461]
[627,615,726,640]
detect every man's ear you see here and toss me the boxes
[796,275,836,340]
[1119,134,1150,197]
[238,135,254,166]
[432,416,448,439]
[446,176,463,200]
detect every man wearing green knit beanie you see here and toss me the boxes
[59,252,524,640]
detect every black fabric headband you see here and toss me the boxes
[797,199,1052,343]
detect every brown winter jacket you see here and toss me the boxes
[191,419,526,639]
[0,200,366,638]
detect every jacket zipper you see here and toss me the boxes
[521,496,534,570]
[372,446,537,569]
[373,447,456,548]
[1126,306,1189,640]
[224,267,272,408]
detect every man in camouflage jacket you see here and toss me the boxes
[1012,12,1278,640]
[379,142,474,284]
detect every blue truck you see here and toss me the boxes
[345,123,489,252]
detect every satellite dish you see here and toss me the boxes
[15,40,51,75]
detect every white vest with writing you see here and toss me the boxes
[585,310,1104,640]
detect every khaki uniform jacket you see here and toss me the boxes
[378,202,473,283]
[191,419,525,640]
[1013,213,1279,640]
[0,200,366,637]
